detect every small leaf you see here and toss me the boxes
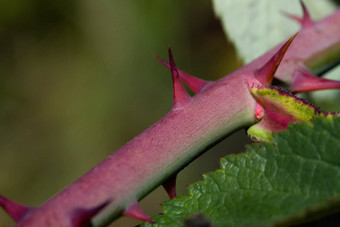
[212,0,336,63]
[247,86,318,142]
[142,117,340,227]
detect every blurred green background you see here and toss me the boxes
[0,1,339,227]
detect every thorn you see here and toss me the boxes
[298,0,313,28]
[168,48,192,109]
[124,202,155,223]
[0,195,32,223]
[291,67,340,93]
[71,200,111,227]
[162,174,177,199]
[282,0,313,28]
[255,33,298,85]
[155,55,210,93]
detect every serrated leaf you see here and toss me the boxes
[142,117,340,227]
[212,0,336,63]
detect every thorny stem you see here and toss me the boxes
[2,5,340,227]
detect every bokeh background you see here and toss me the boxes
[0,1,339,226]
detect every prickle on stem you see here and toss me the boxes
[0,195,32,223]
[254,33,298,86]
[162,174,177,199]
[168,47,192,109]
[72,200,111,227]
[123,202,154,223]
[291,66,340,93]
[282,0,314,28]
[155,54,210,93]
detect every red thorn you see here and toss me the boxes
[168,48,192,109]
[283,0,313,28]
[299,0,313,27]
[155,55,210,93]
[291,67,340,93]
[124,202,155,223]
[72,200,111,227]
[255,33,298,85]
[0,195,32,222]
[162,174,177,199]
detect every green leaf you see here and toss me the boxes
[142,117,340,227]
[247,86,319,142]
[212,0,336,63]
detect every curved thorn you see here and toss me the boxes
[282,0,313,28]
[71,200,111,227]
[255,33,298,85]
[299,0,314,28]
[155,55,210,93]
[162,174,177,199]
[168,48,192,109]
[124,202,155,223]
[291,67,340,93]
[0,195,32,222]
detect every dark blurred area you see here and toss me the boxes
[0,1,339,227]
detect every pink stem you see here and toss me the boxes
[16,73,257,226]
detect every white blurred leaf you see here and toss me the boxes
[212,0,336,63]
